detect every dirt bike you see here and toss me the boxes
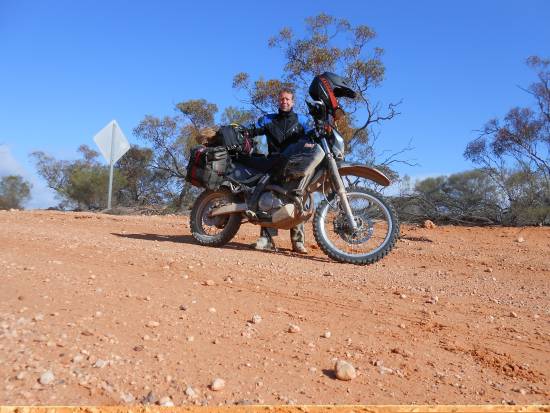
[188,73,399,265]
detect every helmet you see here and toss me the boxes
[308,72,356,119]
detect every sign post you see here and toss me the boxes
[93,120,130,209]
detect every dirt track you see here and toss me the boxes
[0,210,548,405]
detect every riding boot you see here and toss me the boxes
[290,223,307,254]
[253,227,276,251]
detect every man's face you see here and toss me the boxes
[278,92,294,112]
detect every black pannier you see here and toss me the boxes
[185,146,230,189]
[209,125,253,155]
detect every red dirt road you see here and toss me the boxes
[0,210,548,405]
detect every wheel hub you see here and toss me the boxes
[333,212,374,244]
[204,204,228,229]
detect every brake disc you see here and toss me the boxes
[333,211,374,244]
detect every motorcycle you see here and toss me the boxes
[187,72,399,265]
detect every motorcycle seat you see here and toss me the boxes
[236,154,282,173]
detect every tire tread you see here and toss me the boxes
[312,186,400,265]
[190,189,241,247]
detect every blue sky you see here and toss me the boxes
[1,0,549,207]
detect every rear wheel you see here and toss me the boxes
[313,187,399,265]
[190,189,242,246]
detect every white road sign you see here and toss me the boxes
[93,120,130,164]
[93,120,130,209]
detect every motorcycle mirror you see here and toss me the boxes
[307,99,326,119]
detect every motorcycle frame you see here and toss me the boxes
[209,125,392,231]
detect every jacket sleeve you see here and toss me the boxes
[247,115,268,137]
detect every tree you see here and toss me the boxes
[416,170,503,224]
[232,13,407,170]
[64,166,122,210]
[30,151,70,197]
[31,145,126,210]
[177,99,219,152]
[393,170,504,225]
[116,146,167,206]
[0,175,31,209]
[220,106,255,126]
[232,74,296,114]
[133,99,219,209]
[464,56,550,225]
[503,168,550,225]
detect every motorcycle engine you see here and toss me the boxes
[258,191,284,213]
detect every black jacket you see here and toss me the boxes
[250,109,313,154]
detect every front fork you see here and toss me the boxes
[320,137,358,231]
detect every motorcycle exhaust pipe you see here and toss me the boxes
[210,201,296,226]
[209,203,247,217]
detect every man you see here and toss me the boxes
[247,90,313,254]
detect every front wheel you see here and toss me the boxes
[190,189,242,247]
[313,187,400,265]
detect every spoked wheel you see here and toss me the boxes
[313,187,400,265]
[190,189,241,247]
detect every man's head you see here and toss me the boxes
[278,90,294,112]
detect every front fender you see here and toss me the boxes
[337,163,391,187]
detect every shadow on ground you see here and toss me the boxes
[322,369,338,380]
[112,232,333,263]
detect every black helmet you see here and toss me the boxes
[308,72,356,119]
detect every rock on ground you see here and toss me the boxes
[210,378,225,391]
[39,371,55,385]
[288,324,301,333]
[335,360,356,381]
[159,396,174,406]
[423,220,436,229]
[185,386,197,398]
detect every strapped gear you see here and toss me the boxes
[208,124,253,155]
[185,146,230,190]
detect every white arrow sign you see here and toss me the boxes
[93,120,130,209]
